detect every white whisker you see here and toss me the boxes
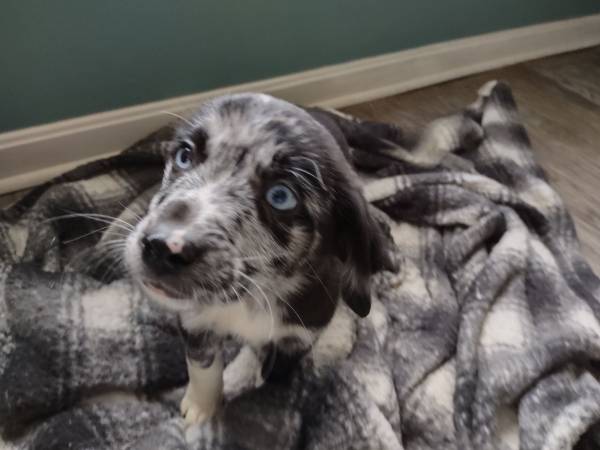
[286,169,314,190]
[236,271,275,341]
[118,200,144,223]
[270,288,308,333]
[45,213,135,233]
[159,110,194,127]
[236,281,266,314]
[307,261,337,308]
[61,226,111,245]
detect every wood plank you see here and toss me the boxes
[526,46,600,108]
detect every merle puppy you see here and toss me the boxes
[125,93,394,424]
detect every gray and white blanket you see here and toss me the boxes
[2,82,600,450]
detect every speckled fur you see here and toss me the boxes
[124,94,393,422]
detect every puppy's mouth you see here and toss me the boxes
[141,279,185,300]
[138,276,229,303]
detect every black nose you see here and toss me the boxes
[141,235,201,274]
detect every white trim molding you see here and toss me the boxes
[2,13,600,194]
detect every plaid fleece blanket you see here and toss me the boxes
[2,82,600,450]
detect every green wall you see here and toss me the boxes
[1,1,599,132]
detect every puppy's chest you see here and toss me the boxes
[180,301,312,348]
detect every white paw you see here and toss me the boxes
[180,384,219,425]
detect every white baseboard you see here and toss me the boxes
[1,13,600,194]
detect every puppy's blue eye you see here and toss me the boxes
[174,142,193,170]
[266,184,297,211]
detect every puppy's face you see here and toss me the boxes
[125,94,389,319]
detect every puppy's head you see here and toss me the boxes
[125,93,391,319]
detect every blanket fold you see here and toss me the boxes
[2,82,600,450]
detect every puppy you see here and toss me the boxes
[124,93,394,424]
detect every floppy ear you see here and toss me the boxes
[333,186,395,317]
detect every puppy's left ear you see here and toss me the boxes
[333,186,396,317]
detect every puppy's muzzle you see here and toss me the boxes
[141,234,210,274]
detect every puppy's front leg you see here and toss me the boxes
[179,328,223,425]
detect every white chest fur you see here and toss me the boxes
[180,301,313,348]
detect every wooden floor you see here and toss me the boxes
[2,46,600,270]
[342,45,600,273]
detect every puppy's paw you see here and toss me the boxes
[180,384,219,425]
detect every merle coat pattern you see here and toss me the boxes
[123,93,395,422]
